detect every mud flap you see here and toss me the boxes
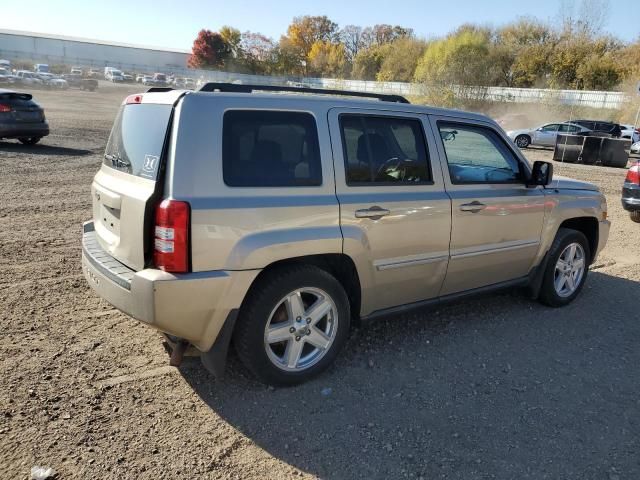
[200,309,238,378]
[527,251,551,300]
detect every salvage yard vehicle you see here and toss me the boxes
[507,122,591,148]
[15,71,44,88]
[0,89,49,144]
[622,160,640,223]
[62,74,98,91]
[82,84,610,385]
[620,124,640,144]
[569,119,622,138]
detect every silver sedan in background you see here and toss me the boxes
[507,122,591,148]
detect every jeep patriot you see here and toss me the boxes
[82,84,610,385]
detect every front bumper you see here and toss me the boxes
[0,121,49,139]
[622,182,640,212]
[81,221,258,351]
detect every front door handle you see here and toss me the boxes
[459,201,486,213]
[355,206,391,220]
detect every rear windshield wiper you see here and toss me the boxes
[104,152,131,171]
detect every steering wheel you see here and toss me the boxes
[376,157,404,181]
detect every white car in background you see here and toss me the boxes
[631,142,640,155]
[37,73,69,90]
[15,71,44,88]
[620,124,640,144]
[507,122,591,148]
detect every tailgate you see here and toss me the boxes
[93,102,173,271]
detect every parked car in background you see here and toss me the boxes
[33,64,49,74]
[184,78,195,89]
[0,67,16,84]
[36,73,68,90]
[62,74,98,91]
[105,69,124,82]
[81,84,610,385]
[507,122,591,148]
[0,89,49,144]
[87,68,101,78]
[620,124,640,144]
[622,160,640,223]
[631,142,640,155]
[141,75,154,86]
[173,77,186,88]
[152,73,168,86]
[15,71,44,88]
[122,72,134,83]
[135,73,146,83]
[70,67,83,76]
[568,119,622,138]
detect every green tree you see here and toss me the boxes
[376,38,426,82]
[308,41,347,77]
[351,45,387,80]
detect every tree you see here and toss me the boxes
[340,25,365,60]
[351,45,387,80]
[308,41,347,77]
[376,38,426,82]
[188,29,231,69]
[414,29,493,86]
[220,25,242,57]
[240,32,276,74]
[286,16,339,60]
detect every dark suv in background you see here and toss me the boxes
[569,120,622,138]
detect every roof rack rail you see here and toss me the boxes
[198,82,410,104]
[146,87,173,93]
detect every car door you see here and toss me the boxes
[429,116,546,295]
[533,123,560,146]
[328,108,451,316]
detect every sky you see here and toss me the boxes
[0,0,636,51]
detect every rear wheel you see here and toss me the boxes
[234,265,350,386]
[18,137,41,145]
[515,135,530,148]
[630,211,640,223]
[538,228,590,307]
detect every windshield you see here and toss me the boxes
[103,104,172,180]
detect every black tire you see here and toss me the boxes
[18,137,41,145]
[234,265,351,386]
[515,134,530,148]
[538,228,591,307]
[630,211,640,224]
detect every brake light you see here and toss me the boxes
[154,199,190,273]
[626,162,640,185]
[124,94,143,105]
[0,104,11,112]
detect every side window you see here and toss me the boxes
[559,124,579,133]
[223,110,322,187]
[340,114,431,185]
[540,124,559,132]
[438,123,522,184]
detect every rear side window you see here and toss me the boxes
[223,110,322,187]
[104,104,172,180]
[340,115,431,185]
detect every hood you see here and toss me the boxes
[548,175,599,192]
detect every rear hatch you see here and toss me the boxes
[92,96,176,271]
[0,91,45,123]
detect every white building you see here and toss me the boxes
[0,28,189,72]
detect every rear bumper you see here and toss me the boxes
[622,183,640,212]
[0,121,49,139]
[81,221,259,351]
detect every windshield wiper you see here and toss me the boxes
[104,152,131,171]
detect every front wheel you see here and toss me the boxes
[630,211,640,223]
[538,228,590,307]
[515,135,530,148]
[234,265,350,386]
[18,137,41,145]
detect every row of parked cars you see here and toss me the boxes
[102,67,196,89]
[0,63,98,92]
[506,120,640,148]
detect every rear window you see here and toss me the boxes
[223,110,322,187]
[103,104,172,179]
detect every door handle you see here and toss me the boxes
[459,201,486,213]
[355,206,391,220]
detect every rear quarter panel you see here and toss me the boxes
[167,94,342,272]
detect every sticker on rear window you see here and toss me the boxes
[140,154,159,179]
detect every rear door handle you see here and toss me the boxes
[459,201,486,213]
[355,206,391,220]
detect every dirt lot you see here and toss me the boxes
[1,84,639,480]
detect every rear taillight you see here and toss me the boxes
[626,162,640,185]
[0,104,11,112]
[154,199,190,273]
[124,94,143,105]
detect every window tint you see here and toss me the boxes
[223,111,322,187]
[438,123,522,184]
[540,124,559,132]
[559,124,580,133]
[340,115,431,184]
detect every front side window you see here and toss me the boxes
[340,115,431,185]
[438,123,522,184]
[223,110,322,187]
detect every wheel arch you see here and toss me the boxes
[557,216,599,264]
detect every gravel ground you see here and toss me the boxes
[1,84,639,480]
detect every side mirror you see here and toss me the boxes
[529,161,553,186]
